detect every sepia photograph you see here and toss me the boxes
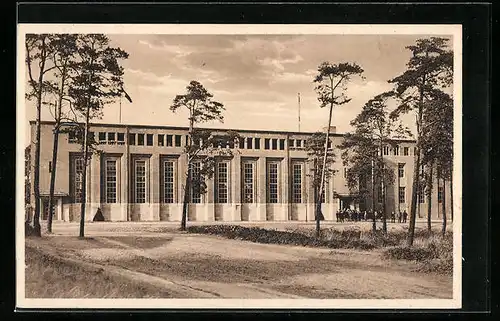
[16,24,462,309]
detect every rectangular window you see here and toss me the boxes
[438,186,444,203]
[272,138,278,150]
[98,132,106,144]
[146,134,153,146]
[264,138,270,150]
[267,162,279,203]
[185,135,190,147]
[383,146,390,155]
[105,159,117,203]
[292,163,302,203]
[73,156,84,202]
[166,135,173,147]
[117,133,125,145]
[296,140,302,148]
[137,134,145,146]
[246,137,253,149]
[135,160,147,203]
[398,163,405,178]
[190,162,201,203]
[399,187,405,203]
[242,162,255,203]
[403,147,409,156]
[163,160,175,203]
[239,137,245,149]
[107,132,116,144]
[289,139,295,148]
[158,134,164,146]
[394,145,400,156]
[418,185,425,203]
[254,138,261,149]
[68,131,78,143]
[328,141,332,149]
[175,135,182,147]
[279,139,285,150]
[216,162,229,203]
[129,133,136,145]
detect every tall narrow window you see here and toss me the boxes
[398,163,405,178]
[242,162,255,203]
[175,135,182,147]
[254,138,261,149]
[105,159,117,203]
[146,134,153,146]
[166,134,173,147]
[137,134,145,146]
[394,145,400,156]
[216,162,228,203]
[438,186,444,203]
[135,160,147,203]
[292,163,302,203]
[190,162,201,203]
[272,138,278,150]
[418,185,425,203]
[403,147,409,156]
[129,133,136,145]
[163,160,174,203]
[264,138,270,150]
[289,139,295,148]
[239,137,245,149]
[399,187,406,203]
[73,157,84,202]
[246,137,253,149]
[158,134,164,146]
[279,139,285,150]
[267,162,279,203]
[117,133,125,145]
[98,132,106,144]
[383,146,390,155]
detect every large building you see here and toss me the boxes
[27,121,452,223]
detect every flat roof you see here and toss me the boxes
[29,120,416,143]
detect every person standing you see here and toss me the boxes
[391,211,396,223]
[403,210,408,223]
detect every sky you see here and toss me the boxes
[24,33,452,144]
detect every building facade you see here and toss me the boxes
[28,121,452,223]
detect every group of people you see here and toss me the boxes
[335,208,408,223]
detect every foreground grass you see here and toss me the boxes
[25,244,174,298]
[186,225,453,275]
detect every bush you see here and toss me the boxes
[383,231,453,275]
[186,225,377,250]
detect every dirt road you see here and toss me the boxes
[25,223,453,299]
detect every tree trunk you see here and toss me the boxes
[426,163,433,232]
[47,124,60,233]
[450,176,454,222]
[371,158,376,233]
[79,108,91,238]
[406,149,421,246]
[180,164,191,231]
[380,151,387,235]
[48,62,68,233]
[31,38,48,238]
[441,176,447,237]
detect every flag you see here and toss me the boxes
[121,87,133,103]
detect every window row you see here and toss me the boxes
[70,156,311,204]
[382,146,411,156]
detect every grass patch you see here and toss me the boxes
[186,225,453,275]
[383,232,453,275]
[25,245,174,298]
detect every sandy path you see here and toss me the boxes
[26,231,452,299]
